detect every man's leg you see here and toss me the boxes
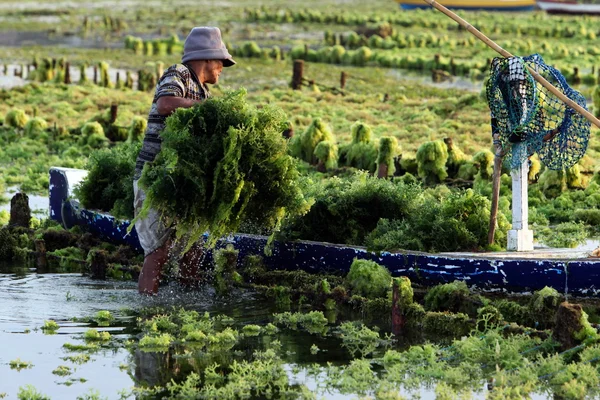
[138,241,170,295]
[178,243,205,288]
[133,179,173,295]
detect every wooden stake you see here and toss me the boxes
[488,133,503,245]
[9,193,31,228]
[89,250,108,280]
[340,71,347,89]
[573,67,581,85]
[137,70,144,91]
[93,66,98,84]
[391,278,407,336]
[110,104,118,124]
[292,60,304,90]
[34,239,48,270]
[420,0,600,129]
[64,62,71,84]
[377,163,388,179]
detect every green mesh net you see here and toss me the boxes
[486,54,590,170]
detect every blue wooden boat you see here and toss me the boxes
[537,0,600,15]
[49,167,600,296]
[396,0,536,11]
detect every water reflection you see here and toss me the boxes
[0,31,122,48]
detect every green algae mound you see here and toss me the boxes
[346,258,391,298]
[74,142,140,220]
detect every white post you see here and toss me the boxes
[507,143,534,251]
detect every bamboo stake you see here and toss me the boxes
[488,133,504,245]
[420,0,600,129]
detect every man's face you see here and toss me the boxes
[205,60,224,84]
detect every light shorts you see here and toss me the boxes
[133,179,172,257]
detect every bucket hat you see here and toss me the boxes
[181,27,236,67]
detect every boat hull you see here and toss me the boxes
[536,0,600,15]
[397,0,536,11]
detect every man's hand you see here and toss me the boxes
[156,96,202,116]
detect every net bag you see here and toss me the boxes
[486,54,590,170]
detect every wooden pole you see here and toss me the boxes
[420,0,600,129]
[93,65,98,84]
[137,70,143,91]
[89,250,108,280]
[573,67,580,85]
[340,71,347,89]
[110,104,118,124]
[377,163,389,179]
[507,145,533,251]
[488,133,503,245]
[34,239,48,270]
[391,278,408,336]
[292,60,304,90]
[64,62,71,84]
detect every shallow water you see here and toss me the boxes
[0,262,358,399]
[387,68,483,92]
[0,31,123,49]
[0,260,565,399]
[1,187,49,217]
[0,265,138,399]
[0,65,136,90]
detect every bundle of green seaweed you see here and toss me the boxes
[74,142,140,220]
[136,89,310,249]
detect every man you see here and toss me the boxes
[133,27,236,295]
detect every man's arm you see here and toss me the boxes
[156,96,202,116]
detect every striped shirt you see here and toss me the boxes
[134,63,210,180]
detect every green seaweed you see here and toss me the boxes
[416,139,448,185]
[137,89,311,250]
[127,116,147,142]
[93,310,114,326]
[10,358,34,371]
[5,109,29,129]
[338,322,382,357]
[273,311,329,334]
[83,329,111,342]
[17,386,49,400]
[52,365,72,377]
[339,121,378,172]
[24,117,48,138]
[139,333,174,349]
[530,286,562,329]
[473,149,494,181]
[424,280,472,313]
[41,319,59,333]
[346,258,391,299]
[314,140,338,170]
[289,117,336,165]
[214,244,240,293]
[376,136,399,177]
[422,311,471,337]
[74,142,140,220]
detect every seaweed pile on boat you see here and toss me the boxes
[279,173,509,252]
[74,142,140,220]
